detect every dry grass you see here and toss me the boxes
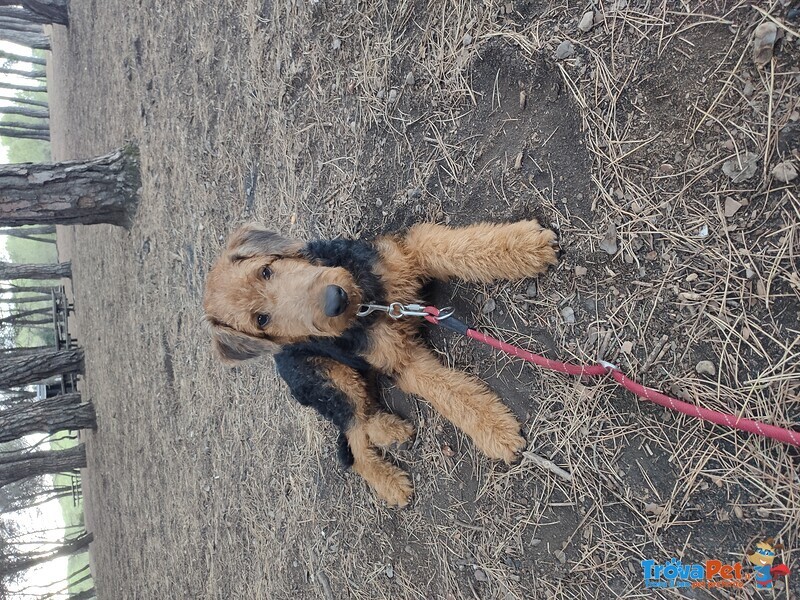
[47,0,798,598]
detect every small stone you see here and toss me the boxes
[771,161,798,183]
[555,40,574,60]
[554,550,567,564]
[753,22,777,66]
[482,298,496,314]
[598,223,618,255]
[405,72,415,86]
[331,37,341,51]
[698,224,709,238]
[578,11,594,32]
[658,163,675,174]
[441,444,455,457]
[462,33,473,47]
[375,198,383,207]
[645,502,663,515]
[574,265,588,277]
[407,187,422,199]
[561,307,576,324]
[388,88,398,102]
[525,281,538,298]
[686,273,698,282]
[696,360,716,376]
[734,505,744,519]
[724,197,743,218]
[743,81,754,97]
[621,341,633,354]
[474,568,488,582]
[722,152,759,182]
[385,564,394,578]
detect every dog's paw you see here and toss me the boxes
[376,466,414,508]
[479,414,527,464]
[367,413,415,448]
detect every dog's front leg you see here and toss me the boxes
[394,344,526,463]
[313,358,415,507]
[404,219,558,282]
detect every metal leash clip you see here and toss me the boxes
[357,302,455,320]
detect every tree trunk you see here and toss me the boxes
[0,146,140,227]
[0,531,92,577]
[0,5,54,25]
[0,261,71,279]
[0,225,56,236]
[0,348,83,388]
[0,16,43,33]
[21,0,68,26]
[5,95,48,109]
[0,120,49,131]
[0,28,49,49]
[0,48,46,65]
[0,126,49,140]
[0,106,49,119]
[0,444,86,489]
[0,394,94,443]
[0,65,46,79]
[0,80,46,93]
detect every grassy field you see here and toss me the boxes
[48,1,798,598]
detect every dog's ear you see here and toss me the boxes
[206,318,279,364]
[226,223,303,261]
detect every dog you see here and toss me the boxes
[203,220,559,506]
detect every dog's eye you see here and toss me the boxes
[256,313,271,329]
[261,266,272,280]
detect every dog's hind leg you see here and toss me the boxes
[394,345,526,463]
[404,220,558,282]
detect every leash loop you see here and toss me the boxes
[357,302,454,320]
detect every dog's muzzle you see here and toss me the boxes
[324,285,349,317]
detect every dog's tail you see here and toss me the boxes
[336,431,354,468]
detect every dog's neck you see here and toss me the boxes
[275,238,387,371]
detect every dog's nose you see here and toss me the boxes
[324,285,349,317]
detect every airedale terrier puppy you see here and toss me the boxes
[203,220,558,506]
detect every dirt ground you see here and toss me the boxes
[46,0,798,598]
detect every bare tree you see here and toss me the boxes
[0,444,86,489]
[0,146,141,227]
[0,126,48,141]
[0,65,46,79]
[0,80,45,94]
[1,94,47,109]
[0,1,69,26]
[0,531,92,577]
[0,49,45,66]
[0,29,49,49]
[0,106,48,119]
[0,394,94,444]
[0,348,83,389]
[0,261,71,280]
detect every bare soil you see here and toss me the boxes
[48,1,799,598]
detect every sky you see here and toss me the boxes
[0,39,73,599]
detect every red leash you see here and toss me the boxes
[422,306,800,448]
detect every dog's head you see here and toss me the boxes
[203,224,362,364]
